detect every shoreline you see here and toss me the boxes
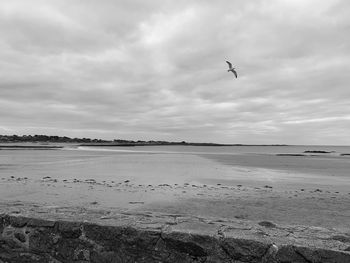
[1,173,349,230]
[1,146,349,261]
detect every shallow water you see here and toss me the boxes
[1,144,350,228]
[1,144,349,191]
[77,144,350,155]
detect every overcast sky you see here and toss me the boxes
[1,0,349,144]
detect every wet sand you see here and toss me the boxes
[0,147,349,231]
[1,171,349,231]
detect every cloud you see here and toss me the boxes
[0,0,349,144]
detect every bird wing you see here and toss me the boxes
[232,69,237,78]
[226,61,232,69]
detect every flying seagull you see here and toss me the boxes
[226,61,237,78]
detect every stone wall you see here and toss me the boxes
[1,214,350,263]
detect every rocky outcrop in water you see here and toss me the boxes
[303,151,333,154]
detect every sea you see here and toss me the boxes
[1,144,350,192]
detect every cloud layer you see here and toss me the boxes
[1,0,350,144]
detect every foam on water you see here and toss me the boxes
[72,146,245,156]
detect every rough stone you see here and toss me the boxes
[258,221,277,228]
[27,218,56,228]
[220,238,269,262]
[331,235,350,243]
[57,220,82,239]
[14,232,26,243]
[8,216,29,228]
[0,214,349,262]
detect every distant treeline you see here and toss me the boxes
[0,134,108,143]
[0,134,191,145]
[0,134,217,146]
[0,134,288,146]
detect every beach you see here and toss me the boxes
[1,145,349,231]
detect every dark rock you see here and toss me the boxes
[85,179,96,183]
[54,238,93,262]
[1,215,350,262]
[74,248,90,261]
[9,216,29,227]
[330,235,350,243]
[28,228,57,253]
[275,245,312,263]
[159,184,171,187]
[14,232,26,243]
[276,154,306,156]
[234,214,248,219]
[57,221,82,239]
[27,218,56,228]
[258,221,277,228]
[295,246,350,263]
[276,245,350,263]
[83,223,123,249]
[220,238,269,262]
[3,215,28,228]
[161,231,228,261]
[163,237,207,258]
[304,150,332,153]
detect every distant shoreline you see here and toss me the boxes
[0,134,288,147]
[0,145,63,149]
[79,142,289,147]
[0,142,289,147]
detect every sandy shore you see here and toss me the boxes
[1,173,349,231]
[0,148,349,232]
